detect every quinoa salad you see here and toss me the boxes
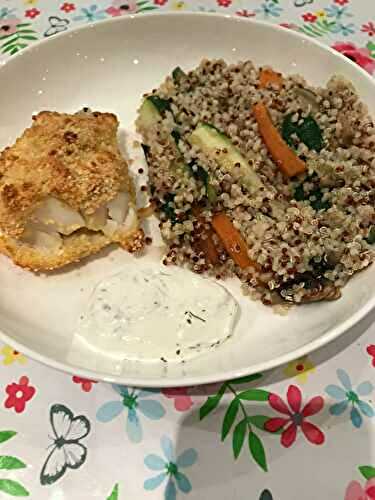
[136,59,375,308]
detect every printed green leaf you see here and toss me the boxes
[299,19,336,38]
[138,6,157,11]
[1,36,18,49]
[230,374,262,385]
[0,456,26,470]
[2,44,18,54]
[367,41,375,58]
[0,431,16,445]
[0,479,29,496]
[359,466,375,480]
[10,47,19,55]
[199,384,226,420]
[248,432,268,472]
[16,30,36,35]
[232,418,247,459]
[107,483,119,500]
[221,398,240,441]
[238,389,269,402]
[15,24,31,28]
[0,34,13,41]
[18,35,38,41]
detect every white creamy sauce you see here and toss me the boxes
[74,265,238,363]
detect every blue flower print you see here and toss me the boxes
[331,22,356,36]
[73,5,107,22]
[325,369,374,428]
[144,436,198,500]
[255,1,283,18]
[0,7,17,20]
[324,5,353,20]
[96,386,165,442]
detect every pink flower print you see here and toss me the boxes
[265,385,325,448]
[362,22,375,37]
[4,376,36,413]
[367,345,375,367]
[236,9,255,18]
[25,8,40,19]
[302,13,317,23]
[162,388,194,411]
[345,479,375,500]
[106,0,137,16]
[334,0,349,5]
[332,42,375,74]
[72,376,97,392]
[217,0,232,6]
[60,2,76,13]
[0,18,20,37]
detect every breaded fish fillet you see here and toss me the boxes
[0,110,144,271]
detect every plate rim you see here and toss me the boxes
[0,12,374,387]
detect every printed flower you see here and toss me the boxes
[4,376,36,413]
[302,13,317,23]
[345,479,375,500]
[162,388,194,412]
[187,382,222,397]
[96,386,165,443]
[217,0,232,7]
[1,345,26,366]
[265,385,325,448]
[367,345,375,367]
[334,0,349,5]
[60,2,76,13]
[325,4,352,20]
[332,22,356,36]
[171,1,185,9]
[0,18,20,36]
[332,42,375,74]
[25,8,40,19]
[362,22,375,37]
[315,10,326,19]
[279,22,299,30]
[72,376,97,392]
[144,436,197,499]
[236,9,256,18]
[106,0,137,16]
[73,5,107,22]
[255,2,282,18]
[283,357,315,383]
[325,369,374,428]
[154,0,167,5]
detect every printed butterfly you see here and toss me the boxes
[294,0,314,7]
[40,404,90,485]
[259,490,274,500]
[44,16,70,37]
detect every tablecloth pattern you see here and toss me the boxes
[0,1,374,499]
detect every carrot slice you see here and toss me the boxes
[194,232,220,266]
[259,68,283,89]
[211,212,256,270]
[192,207,220,266]
[253,102,306,177]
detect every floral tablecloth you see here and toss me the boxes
[0,1,375,499]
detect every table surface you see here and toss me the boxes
[0,1,374,499]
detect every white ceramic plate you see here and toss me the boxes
[0,13,374,387]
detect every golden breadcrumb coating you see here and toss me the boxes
[0,110,144,271]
